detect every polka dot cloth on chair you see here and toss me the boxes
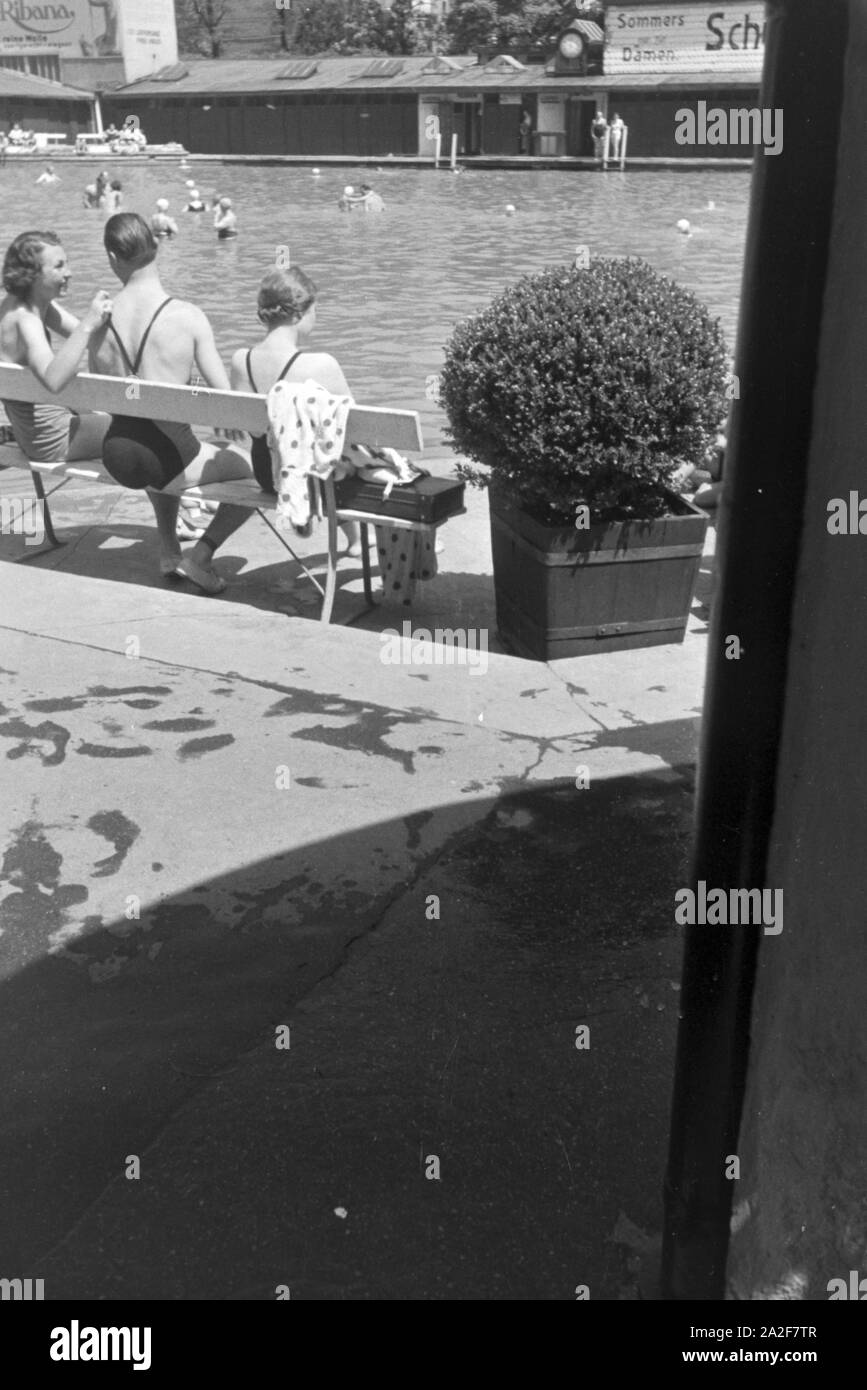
[266,378,353,532]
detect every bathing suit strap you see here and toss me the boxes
[246,348,305,395]
[107,296,174,377]
[276,350,306,382]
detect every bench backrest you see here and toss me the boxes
[0,363,424,453]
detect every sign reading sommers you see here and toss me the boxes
[604,4,767,74]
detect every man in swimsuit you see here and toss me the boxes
[89,212,255,594]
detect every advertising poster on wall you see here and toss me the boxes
[0,1,176,78]
[604,4,767,74]
[0,0,97,57]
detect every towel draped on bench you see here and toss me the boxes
[266,379,438,604]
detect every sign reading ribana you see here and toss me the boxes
[604,4,767,74]
[0,0,176,79]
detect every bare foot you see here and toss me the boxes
[160,553,183,577]
[174,555,227,594]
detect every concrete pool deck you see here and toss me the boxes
[0,457,716,1299]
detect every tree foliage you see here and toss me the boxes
[176,0,228,58]
[445,0,601,54]
[290,0,391,54]
[290,0,449,56]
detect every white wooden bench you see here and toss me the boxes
[0,363,456,624]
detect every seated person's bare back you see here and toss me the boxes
[229,264,361,551]
[86,212,254,595]
[89,281,250,493]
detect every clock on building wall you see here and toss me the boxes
[548,18,604,75]
[558,30,585,61]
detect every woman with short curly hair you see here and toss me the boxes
[0,229,112,461]
[229,265,361,552]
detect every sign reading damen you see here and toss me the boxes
[604,4,767,74]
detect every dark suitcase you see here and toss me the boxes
[333,473,465,524]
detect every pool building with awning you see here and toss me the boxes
[0,67,96,140]
[94,55,762,162]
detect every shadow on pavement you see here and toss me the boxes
[0,774,692,1300]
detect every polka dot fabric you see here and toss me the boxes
[373,523,439,606]
[266,379,353,532]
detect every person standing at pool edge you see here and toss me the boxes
[609,113,625,161]
[519,108,533,154]
[89,213,257,593]
[591,109,609,164]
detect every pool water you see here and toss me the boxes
[4,162,751,447]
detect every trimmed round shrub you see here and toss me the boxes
[439,257,729,522]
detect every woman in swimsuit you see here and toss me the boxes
[0,229,113,462]
[229,265,360,553]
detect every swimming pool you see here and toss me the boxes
[4,163,751,447]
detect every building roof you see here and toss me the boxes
[116,56,761,97]
[0,68,93,102]
[120,56,477,96]
[593,70,762,90]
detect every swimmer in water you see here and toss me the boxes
[100,179,123,217]
[338,185,357,211]
[214,197,238,238]
[357,183,385,212]
[185,188,205,212]
[151,198,179,238]
[35,162,60,185]
[83,182,99,209]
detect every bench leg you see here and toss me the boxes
[360,522,375,607]
[320,479,339,625]
[256,508,325,599]
[13,469,69,562]
[31,469,64,548]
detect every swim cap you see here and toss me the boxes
[185,179,195,187]
[156,198,169,211]
[219,197,232,209]
[343,185,354,196]
[190,189,200,198]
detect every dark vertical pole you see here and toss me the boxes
[661,0,849,1300]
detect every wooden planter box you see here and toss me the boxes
[489,484,709,660]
